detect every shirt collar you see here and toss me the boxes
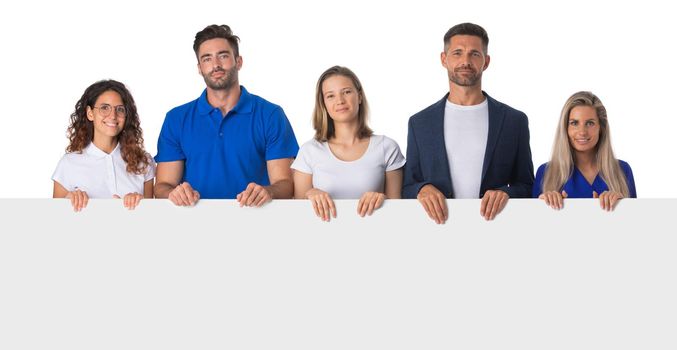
[197,85,253,116]
[85,142,120,158]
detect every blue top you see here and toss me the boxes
[532,160,637,198]
[155,86,299,199]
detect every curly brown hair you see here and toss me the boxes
[66,80,150,175]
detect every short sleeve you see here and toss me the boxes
[265,106,300,161]
[154,112,186,163]
[144,155,157,182]
[382,136,406,172]
[290,141,313,174]
[51,155,72,191]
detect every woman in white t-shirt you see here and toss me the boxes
[52,80,155,211]
[292,66,405,221]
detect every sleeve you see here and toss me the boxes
[532,163,547,198]
[382,136,406,172]
[51,155,72,191]
[290,142,313,174]
[621,161,637,198]
[497,112,535,198]
[265,106,300,161]
[144,155,157,182]
[154,112,186,163]
[402,118,429,199]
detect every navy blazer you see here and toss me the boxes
[402,92,534,199]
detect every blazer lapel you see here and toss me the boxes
[430,95,453,195]
[481,93,505,183]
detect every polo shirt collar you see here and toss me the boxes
[196,85,253,116]
[85,142,120,158]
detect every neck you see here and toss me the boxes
[331,121,361,145]
[92,135,118,154]
[574,151,597,171]
[448,85,485,106]
[207,84,241,116]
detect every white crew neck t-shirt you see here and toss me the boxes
[291,134,406,199]
[444,98,489,198]
[52,142,155,198]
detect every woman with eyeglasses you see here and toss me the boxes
[533,91,636,211]
[52,80,155,211]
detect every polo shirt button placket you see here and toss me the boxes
[105,154,117,196]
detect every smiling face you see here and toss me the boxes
[321,74,361,124]
[87,90,126,142]
[567,105,600,155]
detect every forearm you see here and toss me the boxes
[154,182,177,198]
[267,179,294,199]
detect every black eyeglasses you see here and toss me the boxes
[92,104,126,117]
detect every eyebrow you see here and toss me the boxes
[199,50,231,60]
[324,87,353,95]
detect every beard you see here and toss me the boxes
[202,65,238,90]
[449,66,482,87]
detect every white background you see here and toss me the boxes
[1,0,675,197]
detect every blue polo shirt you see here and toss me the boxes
[155,86,299,199]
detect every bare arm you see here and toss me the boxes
[143,179,154,199]
[154,161,184,198]
[266,157,294,199]
[53,180,68,198]
[384,168,403,199]
[293,169,313,199]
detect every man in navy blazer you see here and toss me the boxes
[403,23,534,223]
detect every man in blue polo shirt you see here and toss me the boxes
[154,24,299,206]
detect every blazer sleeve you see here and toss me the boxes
[497,112,534,198]
[402,118,429,198]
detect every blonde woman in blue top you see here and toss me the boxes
[533,91,636,211]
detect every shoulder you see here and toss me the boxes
[409,95,447,125]
[375,134,401,149]
[247,90,285,116]
[165,96,200,122]
[298,138,326,153]
[618,159,633,173]
[486,94,528,122]
[60,150,87,163]
[535,162,548,177]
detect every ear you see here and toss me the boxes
[440,51,448,69]
[483,54,491,71]
[236,55,243,70]
[197,61,202,76]
[86,106,94,121]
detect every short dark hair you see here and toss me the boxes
[443,22,489,54]
[193,24,240,58]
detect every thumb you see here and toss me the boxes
[112,194,121,199]
[561,191,568,198]
[592,191,598,198]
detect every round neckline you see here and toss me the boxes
[324,135,374,164]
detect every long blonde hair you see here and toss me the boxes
[312,66,373,142]
[542,91,629,196]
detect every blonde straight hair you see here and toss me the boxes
[312,66,373,142]
[542,91,629,197]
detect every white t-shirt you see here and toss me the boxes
[444,99,489,198]
[291,135,406,199]
[52,143,156,198]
